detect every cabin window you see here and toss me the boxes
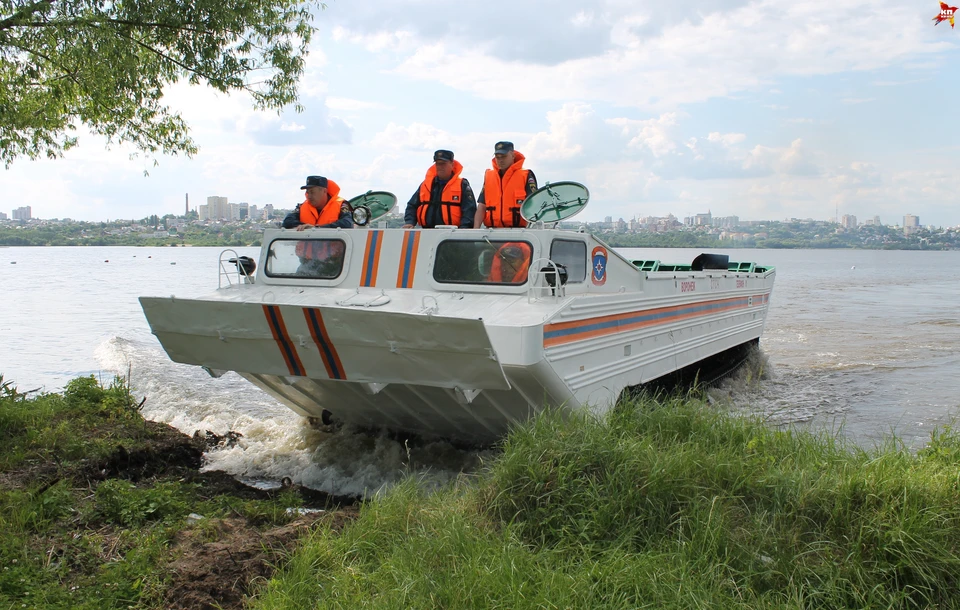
[265,238,346,279]
[549,239,587,283]
[434,239,534,285]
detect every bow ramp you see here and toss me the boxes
[140,289,568,443]
[139,299,511,390]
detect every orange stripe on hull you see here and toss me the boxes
[303,307,347,380]
[396,231,421,288]
[262,305,306,376]
[544,294,769,348]
[361,231,383,287]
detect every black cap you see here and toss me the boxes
[501,244,525,258]
[494,141,514,155]
[300,175,328,190]
[433,149,454,162]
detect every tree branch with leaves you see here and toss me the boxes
[0,0,319,166]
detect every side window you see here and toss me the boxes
[434,240,533,285]
[265,239,346,279]
[549,239,586,283]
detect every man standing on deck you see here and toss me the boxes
[402,150,476,229]
[474,141,538,229]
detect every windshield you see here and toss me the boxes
[265,238,346,279]
[434,239,533,285]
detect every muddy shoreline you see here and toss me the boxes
[1,381,360,610]
[105,422,361,609]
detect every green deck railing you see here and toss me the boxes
[631,260,769,273]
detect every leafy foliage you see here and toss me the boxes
[0,0,319,165]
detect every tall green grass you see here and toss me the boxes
[254,394,960,609]
[0,374,142,470]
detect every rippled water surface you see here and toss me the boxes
[2,245,958,493]
[620,247,960,446]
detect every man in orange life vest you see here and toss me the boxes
[474,141,538,229]
[291,175,354,230]
[402,150,476,229]
[288,175,352,276]
[486,242,531,284]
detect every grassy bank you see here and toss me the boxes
[6,376,960,608]
[0,375,355,610]
[253,395,960,609]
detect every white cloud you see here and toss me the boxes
[326,97,390,111]
[871,78,930,86]
[615,113,680,158]
[331,26,416,53]
[227,101,353,146]
[830,162,883,189]
[707,132,747,146]
[369,122,455,151]
[338,0,952,109]
[743,139,819,176]
[526,104,607,162]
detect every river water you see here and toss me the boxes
[2,245,958,495]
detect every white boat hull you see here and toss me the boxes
[141,227,775,442]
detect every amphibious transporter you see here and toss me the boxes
[140,184,775,443]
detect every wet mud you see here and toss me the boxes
[11,417,359,610]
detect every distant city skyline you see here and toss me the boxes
[6,203,945,230]
[1,0,957,225]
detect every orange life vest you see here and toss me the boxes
[416,161,464,227]
[296,179,348,261]
[483,151,529,228]
[488,242,531,283]
[298,179,346,227]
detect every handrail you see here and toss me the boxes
[527,257,567,302]
[218,249,256,288]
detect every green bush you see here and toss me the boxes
[63,376,107,408]
[64,375,137,418]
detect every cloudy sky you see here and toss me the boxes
[3,0,958,226]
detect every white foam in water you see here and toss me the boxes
[713,349,866,436]
[95,336,490,497]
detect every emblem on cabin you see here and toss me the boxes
[592,246,607,285]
